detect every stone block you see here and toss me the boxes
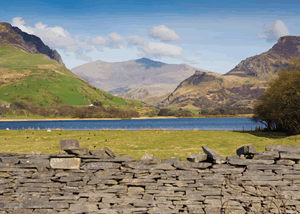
[69,203,99,212]
[173,161,212,170]
[140,154,154,161]
[187,153,207,162]
[253,151,279,160]
[89,150,105,156]
[276,159,295,165]
[266,145,300,153]
[84,162,121,170]
[280,152,300,160]
[236,145,258,156]
[229,159,274,166]
[202,146,226,164]
[104,147,116,158]
[50,158,80,169]
[60,139,80,150]
[64,148,89,155]
[161,158,181,164]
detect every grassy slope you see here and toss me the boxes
[0,45,144,108]
[0,130,299,159]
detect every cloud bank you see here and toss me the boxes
[258,20,290,41]
[148,25,180,42]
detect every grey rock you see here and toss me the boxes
[50,158,81,169]
[226,155,239,161]
[89,150,105,156]
[173,161,212,170]
[202,146,226,164]
[19,159,50,168]
[84,162,121,170]
[104,147,116,158]
[161,158,181,164]
[69,203,99,212]
[236,145,258,156]
[0,157,19,164]
[280,152,300,160]
[266,145,300,153]
[276,159,295,165]
[229,159,274,166]
[64,148,89,155]
[253,151,279,160]
[60,139,80,150]
[140,154,154,161]
[187,153,207,162]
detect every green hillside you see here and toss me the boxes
[0,44,143,108]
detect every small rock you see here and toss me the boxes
[140,154,154,161]
[202,146,226,164]
[236,145,258,156]
[89,150,105,156]
[187,153,207,162]
[65,148,89,155]
[104,147,116,158]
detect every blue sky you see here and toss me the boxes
[2,0,300,74]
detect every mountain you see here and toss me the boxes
[0,22,142,108]
[0,22,65,66]
[225,36,300,78]
[158,36,300,110]
[71,58,206,104]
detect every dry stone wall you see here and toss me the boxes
[1,141,300,213]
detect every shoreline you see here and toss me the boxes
[0,115,253,122]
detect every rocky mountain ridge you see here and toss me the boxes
[158,36,300,110]
[0,22,65,66]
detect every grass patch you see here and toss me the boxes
[0,130,298,160]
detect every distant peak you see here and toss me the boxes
[135,58,166,69]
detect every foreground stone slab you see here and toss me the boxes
[84,162,121,169]
[89,150,105,156]
[236,145,258,156]
[104,147,116,158]
[229,159,274,166]
[187,153,207,162]
[202,146,226,164]
[65,148,89,155]
[60,139,80,150]
[174,161,212,170]
[50,158,81,169]
[266,145,300,153]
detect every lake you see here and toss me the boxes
[0,117,264,131]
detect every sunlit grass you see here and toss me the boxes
[0,130,299,160]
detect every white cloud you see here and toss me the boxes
[127,35,144,46]
[12,17,34,34]
[90,36,106,45]
[259,20,290,41]
[107,32,123,48]
[140,42,183,58]
[148,25,180,42]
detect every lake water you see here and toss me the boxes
[0,117,264,131]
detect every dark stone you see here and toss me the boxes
[104,147,116,158]
[60,139,80,150]
[89,150,105,156]
[236,145,258,156]
[202,146,226,164]
[64,148,89,155]
[161,158,182,164]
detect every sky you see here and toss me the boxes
[2,0,300,74]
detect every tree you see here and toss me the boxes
[252,57,300,134]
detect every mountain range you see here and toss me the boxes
[0,22,143,109]
[71,58,206,104]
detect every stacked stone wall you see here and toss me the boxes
[1,141,300,213]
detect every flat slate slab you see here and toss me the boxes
[266,145,300,153]
[50,158,81,169]
[236,145,258,156]
[104,147,116,158]
[202,146,226,164]
[187,153,207,162]
[60,139,80,150]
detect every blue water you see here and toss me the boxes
[0,117,264,131]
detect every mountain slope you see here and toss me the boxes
[71,58,206,103]
[158,36,300,110]
[0,22,65,66]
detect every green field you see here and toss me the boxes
[0,130,299,160]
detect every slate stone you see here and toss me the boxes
[154,163,176,170]
[140,154,154,161]
[104,147,116,158]
[89,150,105,156]
[60,139,80,150]
[186,153,207,162]
[276,159,295,165]
[266,145,300,153]
[236,145,258,156]
[69,203,99,212]
[173,161,212,170]
[280,152,300,160]
[19,159,50,168]
[161,158,181,164]
[84,162,121,170]
[50,154,75,158]
[202,146,226,164]
[50,158,81,169]
[229,159,274,166]
[253,151,279,160]
[0,157,19,164]
[64,148,89,155]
